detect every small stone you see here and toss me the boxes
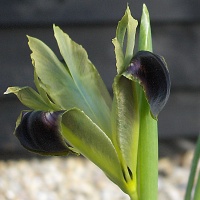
[0,150,193,200]
[159,157,174,177]
[180,150,194,168]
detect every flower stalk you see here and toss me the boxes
[136,5,158,200]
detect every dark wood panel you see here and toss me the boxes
[0,0,200,26]
[153,24,200,89]
[0,98,26,152]
[159,91,200,138]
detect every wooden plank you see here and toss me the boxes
[0,0,200,26]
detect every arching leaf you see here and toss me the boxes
[61,108,127,192]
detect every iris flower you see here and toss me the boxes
[5,5,170,200]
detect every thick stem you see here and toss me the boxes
[137,93,158,200]
[137,4,158,199]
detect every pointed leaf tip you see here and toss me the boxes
[143,4,147,10]
[113,5,138,74]
[139,4,152,52]
[124,51,171,117]
[4,86,56,111]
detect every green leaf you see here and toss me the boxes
[124,7,138,68]
[112,75,140,183]
[28,36,85,111]
[139,4,152,52]
[4,86,54,111]
[61,108,127,193]
[111,6,140,197]
[53,25,112,136]
[112,6,138,74]
[33,71,60,110]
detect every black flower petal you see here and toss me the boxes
[15,111,70,156]
[124,51,171,116]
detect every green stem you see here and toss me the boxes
[136,4,158,199]
[129,191,138,200]
[194,171,200,200]
[185,134,200,200]
[137,93,158,200]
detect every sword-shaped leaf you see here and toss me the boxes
[112,76,140,181]
[4,87,55,111]
[111,7,140,188]
[53,25,112,136]
[61,108,127,193]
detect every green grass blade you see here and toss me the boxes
[185,134,200,200]
[194,171,200,200]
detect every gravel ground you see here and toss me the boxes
[0,140,198,200]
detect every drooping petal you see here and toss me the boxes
[15,111,75,156]
[123,51,170,117]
